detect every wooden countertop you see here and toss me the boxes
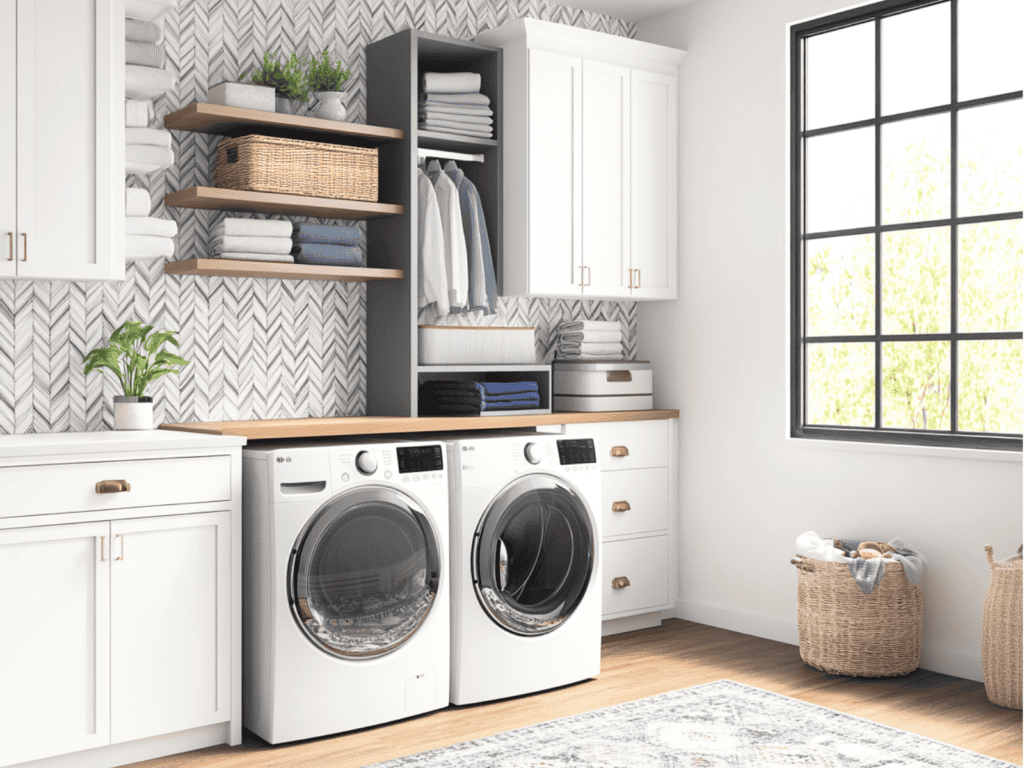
[159,410,680,440]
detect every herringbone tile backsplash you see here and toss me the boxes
[0,0,638,435]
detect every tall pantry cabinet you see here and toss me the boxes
[476,19,683,301]
[0,0,124,281]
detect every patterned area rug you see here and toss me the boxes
[370,680,1014,767]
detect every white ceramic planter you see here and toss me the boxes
[113,396,154,431]
[275,96,307,115]
[312,91,347,121]
[208,81,276,112]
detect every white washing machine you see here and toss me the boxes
[241,440,449,744]
[446,433,602,705]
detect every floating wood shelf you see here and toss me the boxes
[163,259,404,283]
[163,186,404,218]
[164,102,404,146]
[418,129,498,152]
[159,410,681,439]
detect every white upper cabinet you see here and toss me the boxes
[6,0,123,281]
[0,0,17,279]
[477,19,684,301]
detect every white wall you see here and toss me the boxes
[636,0,1023,682]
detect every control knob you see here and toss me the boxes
[355,451,378,476]
[524,442,543,465]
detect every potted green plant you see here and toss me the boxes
[84,321,190,430]
[305,49,352,122]
[244,51,311,115]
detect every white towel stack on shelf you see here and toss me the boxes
[419,72,493,139]
[213,218,294,263]
[555,320,624,360]
[125,0,177,22]
[126,126,174,175]
[124,14,174,175]
[124,13,176,101]
[125,187,177,260]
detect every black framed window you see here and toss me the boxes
[791,0,1022,450]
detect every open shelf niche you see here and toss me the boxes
[366,30,503,417]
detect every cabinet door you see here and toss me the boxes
[630,69,678,300]
[582,60,631,298]
[0,521,111,768]
[16,0,122,281]
[0,0,15,278]
[528,49,582,297]
[110,511,231,744]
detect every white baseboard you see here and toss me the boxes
[602,611,669,636]
[673,600,984,683]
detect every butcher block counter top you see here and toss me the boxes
[159,409,679,440]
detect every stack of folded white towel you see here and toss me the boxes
[125,14,176,102]
[419,72,493,140]
[213,218,294,263]
[126,125,174,175]
[126,0,177,22]
[125,187,177,260]
[555,320,624,360]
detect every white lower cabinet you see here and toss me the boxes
[602,535,669,616]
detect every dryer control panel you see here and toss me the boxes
[557,438,597,466]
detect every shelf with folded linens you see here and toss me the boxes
[162,186,403,218]
[418,367,552,417]
[418,130,498,152]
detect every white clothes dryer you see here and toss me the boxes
[242,440,449,744]
[446,433,602,705]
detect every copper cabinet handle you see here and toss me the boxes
[6,232,12,261]
[115,534,124,561]
[610,445,629,458]
[628,268,633,289]
[100,535,106,562]
[96,480,131,494]
[20,233,26,262]
[611,576,631,589]
[606,370,632,383]
[611,501,630,512]
[635,268,640,288]
[585,266,591,286]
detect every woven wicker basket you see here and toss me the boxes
[792,555,923,677]
[214,135,378,201]
[982,544,1022,710]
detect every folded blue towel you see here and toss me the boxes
[476,381,540,397]
[481,399,541,411]
[479,391,541,403]
[292,243,362,266]
[294,223,360,246]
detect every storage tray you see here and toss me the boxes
[554,360,652,397]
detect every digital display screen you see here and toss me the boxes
[557,439,596,465]
[397,445,444,474]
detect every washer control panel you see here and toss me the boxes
[557,438,597,466]
[329,443,446,491]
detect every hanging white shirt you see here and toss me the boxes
[417,169,450,318]
[426,160,469,310]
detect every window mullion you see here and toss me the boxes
[874,15,883,430]
[949,0,959,433]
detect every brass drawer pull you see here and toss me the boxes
[6,232,12,262]
[606,370,632,383]
[610,446,629,458]
[115,534,124,561]
[611,576,631,589]
[21,232,26,262]
[611,501,630,512]
[100,535,106,562]
[96,480,131,494]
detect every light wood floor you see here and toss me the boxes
[134,619,1022,768]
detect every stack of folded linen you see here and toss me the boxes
[126,126,174,175]
[555,320,624,360]
[476,381,541,412]
[126,0,177,22]
[292,224,362,267]
[419,72,493,140]
[125,14,176,101]
[125,186,177,260]
[213,217,294,263]
[418,380,481,416]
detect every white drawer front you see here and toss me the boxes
[0,456,232,519]
[601,468,668,537]
[554,369,653,397]
[568,420,668,470]
[601,535,669,617]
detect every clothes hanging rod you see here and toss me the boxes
[417,147,485,163]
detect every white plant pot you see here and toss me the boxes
[312,91,347,122]
[113,396,154,431]
[208,81,276,112]
[275,96,306,115]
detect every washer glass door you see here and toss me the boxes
[289,487,441,658]
[473,475,595,636]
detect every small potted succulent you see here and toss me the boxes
[306,49,352,122]
[245,51,311,115]
[84,321,190,430]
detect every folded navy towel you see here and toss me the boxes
[421,402,481,416]
[420,380,478,394]
[476,381,540,397]
[481,399,541,411]
[292,243,362,266]
[294,223,360,246]
[480,392,541,404]
[422,394,482,407]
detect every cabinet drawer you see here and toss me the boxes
[0,456,232,519]
[601,468,668,537]
[568,420,668,470]
[601,535,669,617]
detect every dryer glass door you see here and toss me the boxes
[289,487,441,659]
[473,476,595,636]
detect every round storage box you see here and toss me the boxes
[793,556,923,677]
[982,544,1022,710]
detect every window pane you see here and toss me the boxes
[882,341,951,430]
[882,114,950,224]
[805,22,875,130]
[806,342,875,426]
[881,3,951,115]
[806,128,875,232]
[959,220,1023,332]
[958,340,1023,434]
[882,227,951,334]
[958,0,1023,101]
[806,235,875,336]
[958,100,1023,217]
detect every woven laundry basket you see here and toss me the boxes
[982,544,1022,710]
[215,134,378,201]
[792,555,923,677]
